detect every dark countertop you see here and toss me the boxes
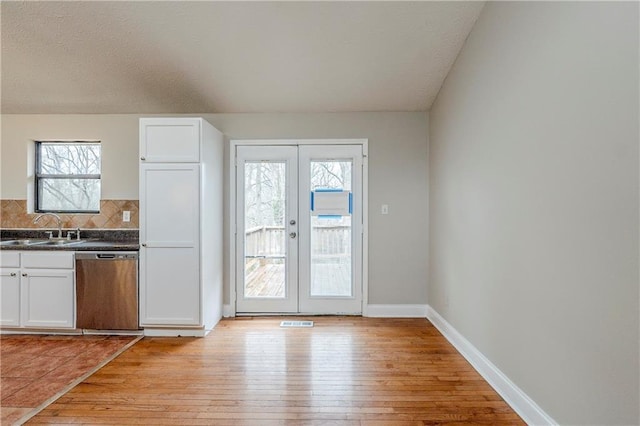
[0,229,139,252]
[0,240,139,251]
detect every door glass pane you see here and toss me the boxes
[244,162,287,298]
[310,160,352,297]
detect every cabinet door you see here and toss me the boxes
[140,118,201,163]
[139,247,200,326]
[21,269,74,328]
[140,164,200,245]
[0,269,20,326]
[139,163,201,326]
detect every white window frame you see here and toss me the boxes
[33,140,102,214]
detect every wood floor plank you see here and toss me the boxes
[28,317,524,425]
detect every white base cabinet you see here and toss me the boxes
[0,251,75,329]
[21,269,74,328]
[0,268,20,326]
[139,117,224,335]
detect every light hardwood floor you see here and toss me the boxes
[29,317,524,425]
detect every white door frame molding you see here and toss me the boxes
[228,139,369,317]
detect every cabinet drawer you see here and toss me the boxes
[0,252,20,268]
[21,252,74,269]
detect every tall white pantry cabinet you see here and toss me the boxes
[139,117,224,336]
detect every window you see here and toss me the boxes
[35,141,101,213]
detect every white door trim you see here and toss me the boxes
[229,139,368,317]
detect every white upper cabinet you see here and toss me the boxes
[140,118,201,163]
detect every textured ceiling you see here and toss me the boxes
[1,1,484,114]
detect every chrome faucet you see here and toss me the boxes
[33,213,63,238]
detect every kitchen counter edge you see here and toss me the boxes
[0,241,140,251]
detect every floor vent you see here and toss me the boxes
[280,321,314,328]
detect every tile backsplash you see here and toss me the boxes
[0,200,139,229]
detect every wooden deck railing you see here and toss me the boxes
[245,225,351,257]
[245,226,285,257]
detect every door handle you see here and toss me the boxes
[290,219,296,225]
[289,232,297,239]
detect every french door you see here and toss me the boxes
[235,144,363,314]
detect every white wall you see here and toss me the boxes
[1,112,429,307]
[429,2,639,424]
[1,114,139,199]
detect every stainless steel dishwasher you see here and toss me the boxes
[75,252,139,331]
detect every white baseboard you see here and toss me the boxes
[426,306,556,426]
[223,304,235,318]
[365,304,428,317]
[226,304,424,317]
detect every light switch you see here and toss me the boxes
[381,204,389,215]
[123,211,131,222]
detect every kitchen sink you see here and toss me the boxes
[39,239,86,246]
[0,239,48,246]
[0,239,86,247]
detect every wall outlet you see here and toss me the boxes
[381,204,389,215]
[123,211,131,222]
